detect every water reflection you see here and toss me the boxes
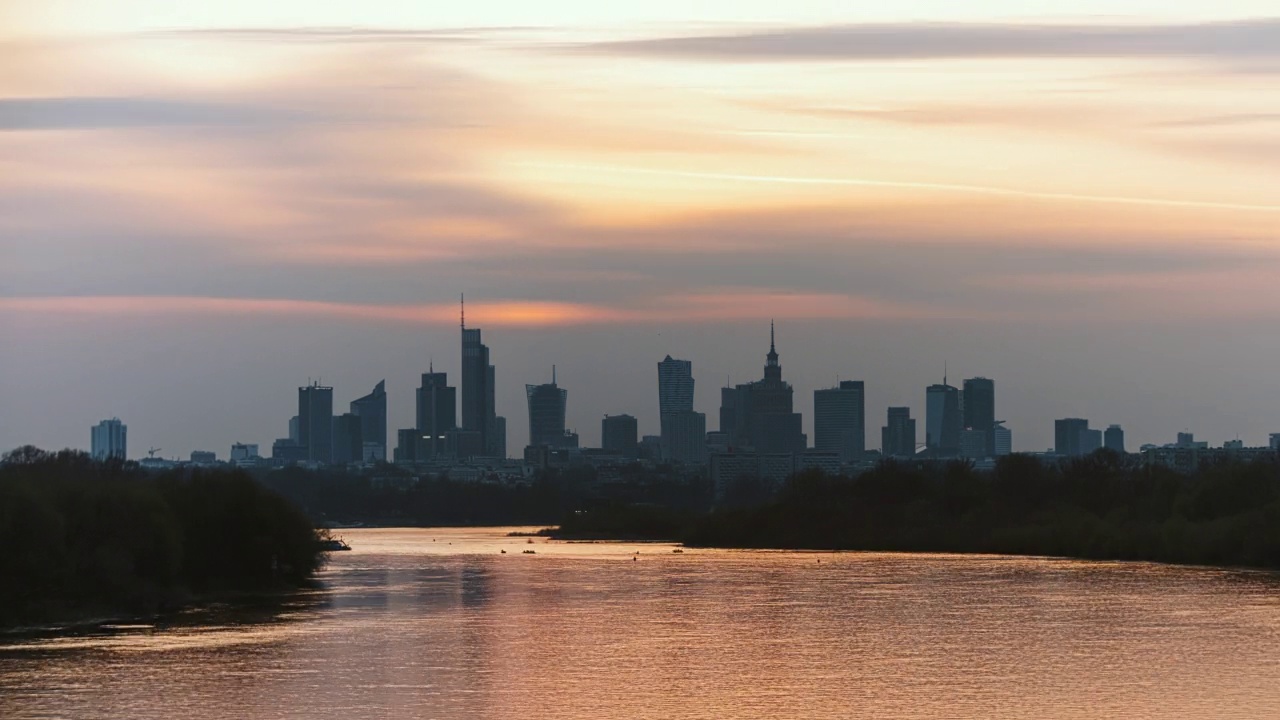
[3,528,1280,720]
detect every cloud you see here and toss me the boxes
[575,19,1280,62]
[1151,112,1280,129]
[0,96,306,131]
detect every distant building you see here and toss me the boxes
[813,380,865,462]
[1223,439,1244,450]
[1272,433,1280,451]
[881,407,917,458]
[350,380,387,462]
[526,370,569,447]
[1175,432,1208,449]
[1054,418,1089,457]
[460,302,505,457]
[663,411,707,465]
[91,418,127,461]
[271,438,306,464]
[298,382,334,464]
[1104,425,1125,453]
[331,413,363,465]
[959,429,987,460]
[288,416,299,442]
[962,377,996,456]
[717,323,806,454]
[601,414,638,457]
[417,369,457,460]
[709,452,797,499]
[639,435,663,461]
[658,355,706,464]
[925,381,962,454]
[190,450,216,464]
[1079,428,1103,455]
[993,421,1012,456]
[230,443,259,462]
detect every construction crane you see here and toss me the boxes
[147,447,162,459]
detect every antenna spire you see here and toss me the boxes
[460,293,465,330]
[552,364,557,384]
[770,319,776,353]
[943,360,948,386]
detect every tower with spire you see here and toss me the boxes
[716,322,806,454]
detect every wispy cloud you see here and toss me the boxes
[0,96,304,131]
[576,19,1280,62]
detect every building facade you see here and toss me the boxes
[961,377,995,456]
[91,417,127,460]
[1104,424,1126,453]
[526,373,569,447]
[993,421,1012,456]
[925,382,962,454]
[350,380,387,462]
[813,380,866,462]
[1054,418,1090,457]
[461,301,505,457]
[601,414,639,457]
[882,407,916,458]
[417,369,457,460]
[331,413,364,465]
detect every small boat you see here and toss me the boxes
[318,538,351,552]
[527,538,535,544]
[500,549,507,554]
[672,549,684,554]
[523,549,536,554]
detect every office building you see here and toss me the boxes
[526,369,569,447]
[813,380,866,462]
[189,450,216,464]
[1054,418,1090,457]
[417,368,457,460]
[460,298,506,457]
[1080,428,1103,455]
[90,418,127,461]
[881,407,917,458]
[717,323,806,454]
[925,380,962,454]
[962,377,995,456]
[298,382,334,464]
[993,421,1012,456]
[664,411,708,465]
[1271,433,1280,451]
[331,413,364,465]
[230,443,259,462]
[602,414,639,457]
[350,380,387,462]
[960,429,987,460]
[1105,425,1125,453]
[658,356,695,415]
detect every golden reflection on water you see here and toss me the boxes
[3,527,1280,719]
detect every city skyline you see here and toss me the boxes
[3,3,1279,457]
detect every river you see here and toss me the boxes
[3,527,1279,719]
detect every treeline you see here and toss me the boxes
[254,464,713,527]
[0,446,324,627]
[687,451,1280,568]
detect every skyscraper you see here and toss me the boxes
[602,414,638,457]
[658,355,707,464]
[1105,424,1126,453]
[925,380,962,454]
[993,421,1012,456]
[416,368,457,460]
[718,323,805,454]
[91,417,127,460]
[1055,418,1090,457]
[460,296,505,456]
[961,377,995,456]
[813,380,865,462]
[881,407,916,458]
[298,382,333,464]
[526,369,569,447]
[350,380,386,462]
[331,413,363,465]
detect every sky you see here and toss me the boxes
[2,2,1279,458]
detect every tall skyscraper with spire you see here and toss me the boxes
[460,295,506,457]
[526,367,570,448]
[925,367,962,455]
[718,322,806,454]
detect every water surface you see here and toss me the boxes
[3,527,1279,719]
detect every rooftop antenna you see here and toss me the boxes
[552,364,557,384]
[460,293,465,330]
[943,360,948,386]
[770,319,776,353]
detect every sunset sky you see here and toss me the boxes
[2,2,1278,456]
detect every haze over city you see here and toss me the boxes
[3,1,1279,456]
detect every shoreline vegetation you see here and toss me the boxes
[553,453,1280,570]
[0,447,325,628]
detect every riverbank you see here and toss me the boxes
[0,447,326,628]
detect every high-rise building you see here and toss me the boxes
[663,411,708,465]
[298,382,334,464]
[658,355,706,464]
[601,414,638,457]
[1105,424,1125,453]
[460,297,505,457]
[1080,428,1103,455]
[1054,418,1089,457]
[959,429,987,460]
[993,421,1012,456]
[925,381,962,454]
[881,407,916,458]
[962,377,996,456]
[526,370,569,447]
[717,323,806,454]
[813,380,865,462]
[331,413,363,465]
[90,417,127,460]
[658,356,695,415]
[1271,433,1280,451]
[350,380,386,462]
[416,368,457,460]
